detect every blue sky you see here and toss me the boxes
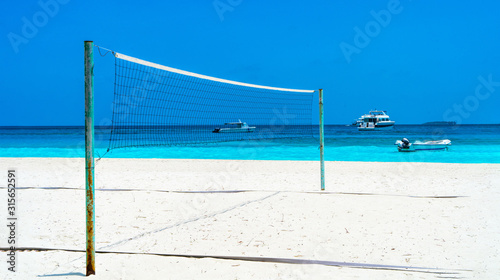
[2,0,500,125]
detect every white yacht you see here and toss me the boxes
[213,120,255,133]
[357,110,395,131]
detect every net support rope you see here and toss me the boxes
[107,49,316,150]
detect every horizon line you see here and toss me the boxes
[1,123,499,128]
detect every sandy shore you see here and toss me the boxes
[0,158,499,279]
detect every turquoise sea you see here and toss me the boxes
[0,125,499,163]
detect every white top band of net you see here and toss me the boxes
[114,52,315,93]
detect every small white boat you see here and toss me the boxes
[213,120,255,133]
[395,138,451,152]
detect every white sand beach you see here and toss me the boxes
[1,158,499,279]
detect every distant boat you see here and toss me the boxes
[395,138,451,152]
[213,120,255,133]
[357,110,395,131]
[422,121,457,126]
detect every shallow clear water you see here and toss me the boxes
[1,125,499,163]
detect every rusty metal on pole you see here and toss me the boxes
[319,89,325,191]
[84,40,95,276]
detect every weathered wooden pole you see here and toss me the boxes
[84,40,95,276]
[319,89,325,191]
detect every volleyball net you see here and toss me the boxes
[84,41,324,276]
[108,51,316,150]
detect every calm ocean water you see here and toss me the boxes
[1,125,499,163]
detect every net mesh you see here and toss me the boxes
[108,53,315,150]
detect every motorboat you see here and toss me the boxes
[357,110,395,131]
[213,120,255,133]
[395,138,451,152]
